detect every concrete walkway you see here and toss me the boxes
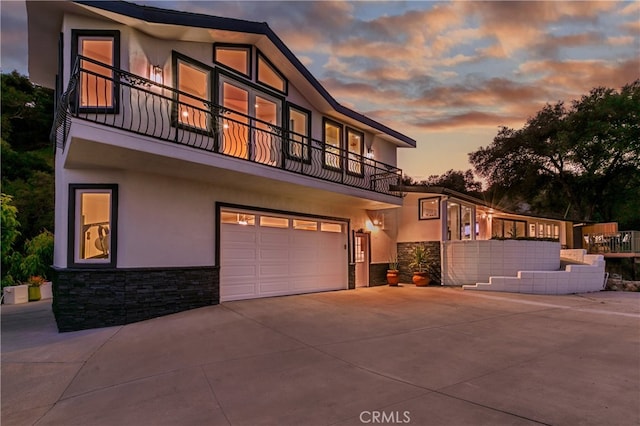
[2,286,639,426]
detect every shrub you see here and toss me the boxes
[20,230,54,280]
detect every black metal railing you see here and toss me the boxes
[52,56,403,197]
[584,231,640,254]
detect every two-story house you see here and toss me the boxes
[27,0,416,331]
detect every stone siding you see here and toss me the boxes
[348,264,356,289]
[51,266,219,332]
[397,241,441,284]
[369,263,389,286]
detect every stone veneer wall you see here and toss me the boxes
[369,263,389,286]
[397,241,441,285]
[348,264,356,289]
[51,266,219,332]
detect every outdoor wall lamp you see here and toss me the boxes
[150,65,163,84]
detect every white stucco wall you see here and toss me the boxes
[397,193,442,242]
[54,167,392,268]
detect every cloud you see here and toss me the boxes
[0,1,28,74]
[519,58,640,93]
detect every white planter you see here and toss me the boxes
[40,281,53,299]
[3,285,29,304]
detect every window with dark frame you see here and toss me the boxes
[256,51,287,94]
[71,30,120,113]
[286,104,310,162]
[176,58,210,130]
[214,44,251,77]
[346,127,364,176]
[419,197,440,220]
[68,184,118,268]
[323,119,343,170]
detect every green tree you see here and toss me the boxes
[470,80,640,228]
[1,71,54,150]
[1,194,22,287]
[418,169,483,197]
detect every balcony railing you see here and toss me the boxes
[584,231,640,254]
[52,56,402,197]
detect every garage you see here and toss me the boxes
[219,209,349,302]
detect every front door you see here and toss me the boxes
[354,232,370,288]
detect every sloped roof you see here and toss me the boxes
[73,1,416,147]
[393,185,580,223]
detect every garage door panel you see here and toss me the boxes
[259,232,289,245]
[223,265,257,278]
[222,284,259,301]
[221,210,347,302]
[222,227,257,243]
[290,249,318,262]
[259,248,289,261]
[259,264,290,277]
[223,248,257,262]
[290,232,320,246]
[259,279,292,294]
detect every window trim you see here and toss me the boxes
[256,50,288,95]
[172,51,214,133]
[322,117,344,171]
[345,127,365,177]
[285,102,311,164]
[68,184,118,268]
[419,197,441,220]
[71,29,121,114]
[213,43,252,78]
[492,217,527,239]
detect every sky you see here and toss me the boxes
[1,1,639,181]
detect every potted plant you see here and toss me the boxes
[27,275,44,301]
[409,245,433,286]
[387,255,400,286]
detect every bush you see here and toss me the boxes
[20,230,54,280]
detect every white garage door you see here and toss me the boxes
[220,209,348,302]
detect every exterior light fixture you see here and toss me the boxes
[150,65,163,84]
[365,148,374,159]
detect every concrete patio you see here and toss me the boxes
[2,286,639,426]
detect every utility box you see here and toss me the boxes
[3,285,29,304]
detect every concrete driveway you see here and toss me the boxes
[2,286,639,426]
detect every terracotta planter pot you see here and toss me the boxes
[412,272,431,287]
[387,270,400,286]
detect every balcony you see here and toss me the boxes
[584,231,640,256]
[52,57,402,198]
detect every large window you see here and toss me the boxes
[492,218,526,238]
[219,76,282,164]
[286,105,310,162]
[72,30,120,112]
[214,44,251,77]
[176,59,210,130]
[257,51,287,94]
[323,119,342,170]
[68,184,118,267]
[346,128,364,176]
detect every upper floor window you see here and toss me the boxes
[257,52,287,94]
[286,104,310,162]
[68,184,118,268]
[214,44,251,77]
[176,58,210,130]
[346,128,364,176]
[72,30,120,112]
[323,119,343,170]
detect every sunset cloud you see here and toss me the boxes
[2,0,637,177]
